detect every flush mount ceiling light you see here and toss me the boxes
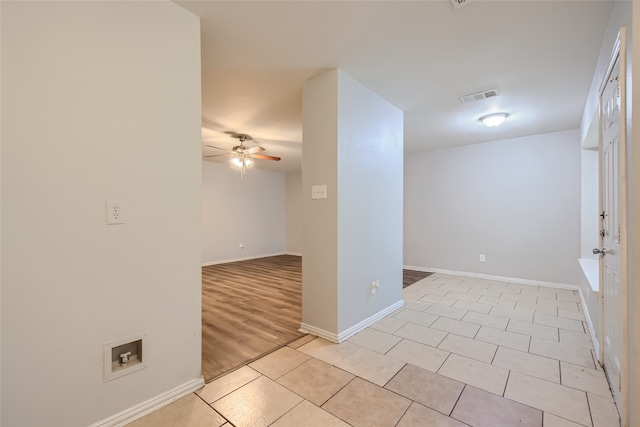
[480,113,508,127]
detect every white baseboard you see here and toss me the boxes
[403,265,433,273]
[286,252,302,257]
[299,299,405,344]
[299,323,338,343]
[89,377,204,427]
[403,265,578,290]
[202,252,286,267]
[337,300,405,342]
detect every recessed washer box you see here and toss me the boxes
[104,332,147,382]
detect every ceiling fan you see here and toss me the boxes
[204,133,281,177]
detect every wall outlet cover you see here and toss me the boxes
[106,200,125,225]
[311,185,327,200]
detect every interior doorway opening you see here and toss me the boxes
[201,255,304,381]
[200,256,434,381]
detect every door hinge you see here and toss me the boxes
[600,210,606,220]
[600,229,606,238]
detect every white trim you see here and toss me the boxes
[598,27,629,425]
[202,252,286,266]
[337,300,405,342]
[403,266,577,290]
[286,252,303,257]
[299,299,405,344]
[89,377,204,427]
[403,265,432,273]
[298,323,338,343]
[577,285,600,360]
[576,258,600,358]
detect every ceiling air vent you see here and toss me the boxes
[459,88,500,104]
[450,0,477,9]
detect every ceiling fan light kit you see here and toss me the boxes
[231,157,253,168]
[480,113,508,127]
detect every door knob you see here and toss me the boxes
[593,247,607,255]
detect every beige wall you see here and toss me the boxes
[335,71,404,333]
[286,171,303,255]
[302,69,403,338]
[202,161,286,264]
[405,129,582,286]
[302,70,340,334]
[1,2,202,425]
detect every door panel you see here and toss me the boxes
[600,51,622,410]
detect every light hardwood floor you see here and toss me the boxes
[202,255,304,381]
[403,269,433,288]
[202,255,433,381]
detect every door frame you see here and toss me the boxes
[598,27,629,426]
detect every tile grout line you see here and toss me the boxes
[194,392,230,425]
[437,351,454,375]
[489,343,499,365]
[585,389,596,427]
[390,394,413,427]
[448,383,468,419]
[267,399,306,427]
[382,361,408,388]
[502,369,512,397]
[319,374,357,412]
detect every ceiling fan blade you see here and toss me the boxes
[244,146,265,155]
[205,144,233,152]
[250,154,281,161]
[203,154,233,158]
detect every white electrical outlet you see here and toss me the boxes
[479,254,486,262]
[311,185,327,200]
[239,243,244,249]
[106,201,125,225]
[370,279,380,295]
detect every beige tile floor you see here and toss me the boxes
[128,273,621,427]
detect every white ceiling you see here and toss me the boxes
[178,0,614,173]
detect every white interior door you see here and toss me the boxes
[598,32,625,418]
